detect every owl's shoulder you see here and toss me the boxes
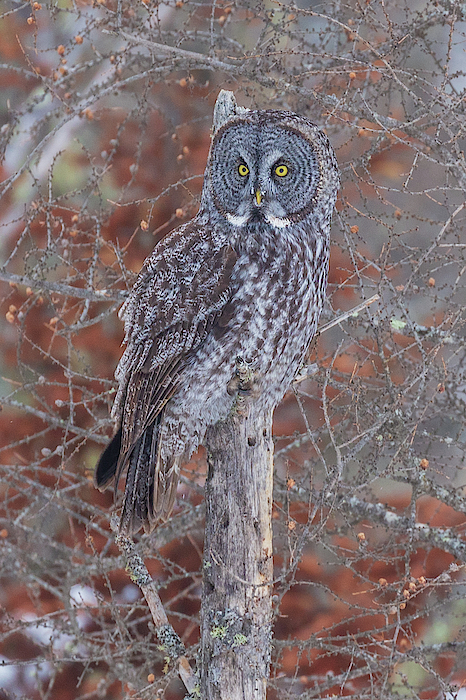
[119,215,237,341]
[125,215,224,291]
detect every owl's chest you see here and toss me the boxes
[213,249,320,375]
[231,236,324,324]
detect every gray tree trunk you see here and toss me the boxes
[200,398,274,699]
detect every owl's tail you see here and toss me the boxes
[94,417,180,534]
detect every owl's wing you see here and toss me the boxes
[95,222,237,526]
[116,223,236,446]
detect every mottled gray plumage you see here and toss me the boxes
[95,92,340,534]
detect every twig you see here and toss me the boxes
[291,295,379,386]
[340,495,466,561]
[106,29,241,74]
[1,398,110,443]
[111,518,198,694]
[317,293,380,335]
[272,478,466,563]
[403,202,466,295]
[0,270,127,303]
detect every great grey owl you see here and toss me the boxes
[95,91,340,534]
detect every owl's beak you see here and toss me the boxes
[255,189,263,206]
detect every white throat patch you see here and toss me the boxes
[226,213,250,226]
[226,212,292,228]
[265,213,292,228]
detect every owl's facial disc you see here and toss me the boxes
[210,119,320,228]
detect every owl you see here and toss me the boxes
[95,91,340,534]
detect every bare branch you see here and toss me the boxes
[0,270,127,303]
[112,518,198,695]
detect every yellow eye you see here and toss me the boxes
[238,163,249,177]
[274,164,289,177]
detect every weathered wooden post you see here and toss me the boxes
[201,359,274,699]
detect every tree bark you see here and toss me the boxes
[200,396,274,699]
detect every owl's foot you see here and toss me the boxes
[228,357,260,417]
[227,356,260,398]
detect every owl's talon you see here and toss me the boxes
[227,374,254,396]
[227,357,260,399]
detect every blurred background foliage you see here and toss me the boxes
[0,0,466,698]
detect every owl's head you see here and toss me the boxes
[205,97,339,232]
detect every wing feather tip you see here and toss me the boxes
[94,426,122,490]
